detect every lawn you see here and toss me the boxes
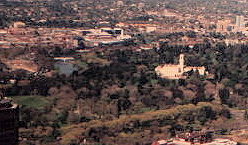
[11,95,53,110]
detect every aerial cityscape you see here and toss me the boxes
[1,0,248,145]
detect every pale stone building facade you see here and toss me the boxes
[155,54,207,79]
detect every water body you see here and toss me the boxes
[54,62,78,76]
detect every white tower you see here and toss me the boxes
[179,54,184,72]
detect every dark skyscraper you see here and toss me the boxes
[0,98,19,145]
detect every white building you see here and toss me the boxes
[12,21,26,28]
[155,54,207,79]
[82,28,131,47]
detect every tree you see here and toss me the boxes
[220,108,231,119]
[118,98,132,114]
[244,110,248,120]
[197,106,216,125]
[185,31,197,38]
[0,12,8,28]
[219,88,230,105]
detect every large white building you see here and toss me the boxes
[81,28,131,47]
[155,54,207,79]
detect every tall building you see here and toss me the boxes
[235,15,245,31]
[0,98,19,145]
[179,54,184,73]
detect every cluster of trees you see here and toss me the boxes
[60,102,229,145]
[3,41,248,144]
[0,12,8,28]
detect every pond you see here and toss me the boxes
[54,62,78,76]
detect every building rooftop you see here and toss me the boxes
[0,97,18,110]
[0,98,12,108]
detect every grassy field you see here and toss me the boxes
[11,95,53,110]
[80,52,111,66]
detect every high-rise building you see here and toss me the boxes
[235,15,246,31]
[179,54,184,73]
[0,98,19,145]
